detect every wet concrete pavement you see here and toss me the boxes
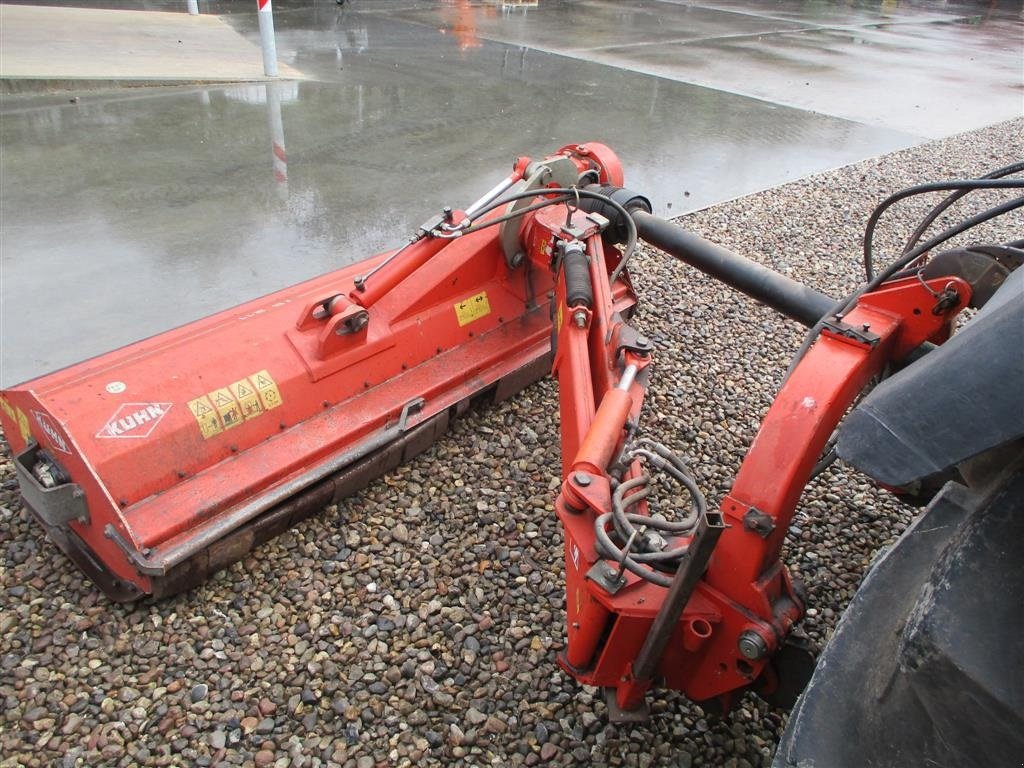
[1,0,1021,386]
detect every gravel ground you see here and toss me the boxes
[1,117,1021,768]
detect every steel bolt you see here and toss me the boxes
[636,335,649,347]
[573,471,592,487]
[345,315,366,333]
[737,630,769,660]
[573,310,587,328]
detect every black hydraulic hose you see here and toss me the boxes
[632,210,835,328]
[898,195,1024,266]
[786,194,1024,380]
[900,161,1024,258]
[862,177,1024,280]
[442,186,640,273]
[436,194,574,237]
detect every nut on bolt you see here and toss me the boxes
[573,310,587,328]
[737,630,769,660]
[573,471,592,487]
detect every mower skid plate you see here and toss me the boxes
[0,226,556,600]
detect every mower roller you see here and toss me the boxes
[3,144,1022,743]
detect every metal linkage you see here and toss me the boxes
[593,439,707,588]
[622,504,725,709]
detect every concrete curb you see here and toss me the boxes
[1,77,287,96]
[0,5,305,89]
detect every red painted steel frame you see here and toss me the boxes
[552,259,972,710]
[0,135,979,718]
[0,143,624,599]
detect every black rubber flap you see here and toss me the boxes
[837,267,1023,487]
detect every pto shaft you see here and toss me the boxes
[632,211,834,328]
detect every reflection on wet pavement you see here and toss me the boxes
[374,0,1022,137]
[1,0,1020,385]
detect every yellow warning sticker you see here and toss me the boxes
[209,387,243,431]
[454,291,491,327]
[188,369,283,440]
[251,370,282,411]
[15,407,31,443]
[229,377,264,421]
[187,395,223,439]
[0,397,30,444]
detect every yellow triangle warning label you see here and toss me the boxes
[207,388,242,431]
[251,369,282,411]
[230,377,264,421]
[186,369,283,439]
[187,395,223,439]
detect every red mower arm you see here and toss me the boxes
[544,204,972,718]
[0,141,978,722]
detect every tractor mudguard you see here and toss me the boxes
[837,265,1024,488]
[773,458,1024,768]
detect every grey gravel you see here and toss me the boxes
[0,118,1021,768]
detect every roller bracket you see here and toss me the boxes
[14,440,88,528]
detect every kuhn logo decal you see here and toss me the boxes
[97,403,172,439]
[32,411,71,454]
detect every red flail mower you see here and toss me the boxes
[3,145,1022,765]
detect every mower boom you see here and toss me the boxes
[2,143,1020,724]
